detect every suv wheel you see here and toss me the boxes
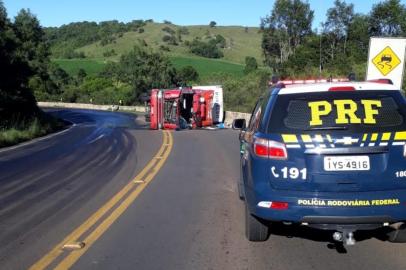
[388,224,406,243]
[245,204,270,241]
[238,181,245,200]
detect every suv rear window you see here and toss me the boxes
[267,90,406,133]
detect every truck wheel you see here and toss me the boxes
[245,204,269,241]
[388,224,406,243]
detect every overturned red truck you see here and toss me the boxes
[149,86,224,130]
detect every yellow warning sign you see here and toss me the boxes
[372,46,401,76]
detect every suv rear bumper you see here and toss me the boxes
[245,186,406,227]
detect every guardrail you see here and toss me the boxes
[37,102,145,113]
[37,102,252,127]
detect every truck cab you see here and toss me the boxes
[149,87,219,130]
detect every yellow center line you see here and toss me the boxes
[29,130,173,270]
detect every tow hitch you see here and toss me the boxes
[333,231,356,246]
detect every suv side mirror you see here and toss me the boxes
[232,119,246,130]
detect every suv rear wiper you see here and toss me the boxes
[306,126,348,131]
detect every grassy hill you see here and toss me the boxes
[54,22,263,79]
[77,23,263,64]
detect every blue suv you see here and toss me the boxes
[233,81,406,245]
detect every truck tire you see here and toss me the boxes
[388,224,406,243]
[245,204,269,242]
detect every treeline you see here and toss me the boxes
[3,0,406,120]
[261,0,406,80]
[0,4,48,127]
[0,2,66,145]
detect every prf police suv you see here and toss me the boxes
[233,80,406,245]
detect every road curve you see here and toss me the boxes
[0,109,162,270]
[2,110,406,270]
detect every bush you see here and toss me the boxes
[177,66,199,85]
[62,87,79,102]
[162,26,175,35]
[244,56,258,74]
[179,27,189,35]
[162,34,178,45]
[189,39,224,58]
[0,113,65,148]
[201,70,270,112]
[160,45,170,51]
[214,34,226,48]
[103,49,117,57]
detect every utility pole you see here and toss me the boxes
[319,25,322,79]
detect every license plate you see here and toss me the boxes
[324,156,370,171]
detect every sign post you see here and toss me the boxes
[366,37,406,89]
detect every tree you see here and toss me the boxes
[13,9,51,92]
[209,21,217,28]
[244,57,258,74]
[369,0,406,36]
[347,14,370,62]
[282,34,321,76]
[214,34,226,48]
[48,63,70,90]
[0,3,39,126]
[111,46,177,98]
[177,66,199,85]
[188,38,224,58]
[261,0,314,71]
[323,0,354,58]
[77,68,87,82]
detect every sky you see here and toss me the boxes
[2,0,396,28]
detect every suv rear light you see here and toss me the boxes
[367,78,393,84]
[328,86,356,91]
[258,201,289,210]
[253,138,288,159]
[271,202,289,210]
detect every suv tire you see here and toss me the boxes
[245,204,269,241]
[238,181,245,200]
[388,224,406,243]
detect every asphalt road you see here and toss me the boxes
[1,109,406,270]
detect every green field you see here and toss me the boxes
[169,56,244,79]
[53,59,107,76]
[54,55,245,81]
